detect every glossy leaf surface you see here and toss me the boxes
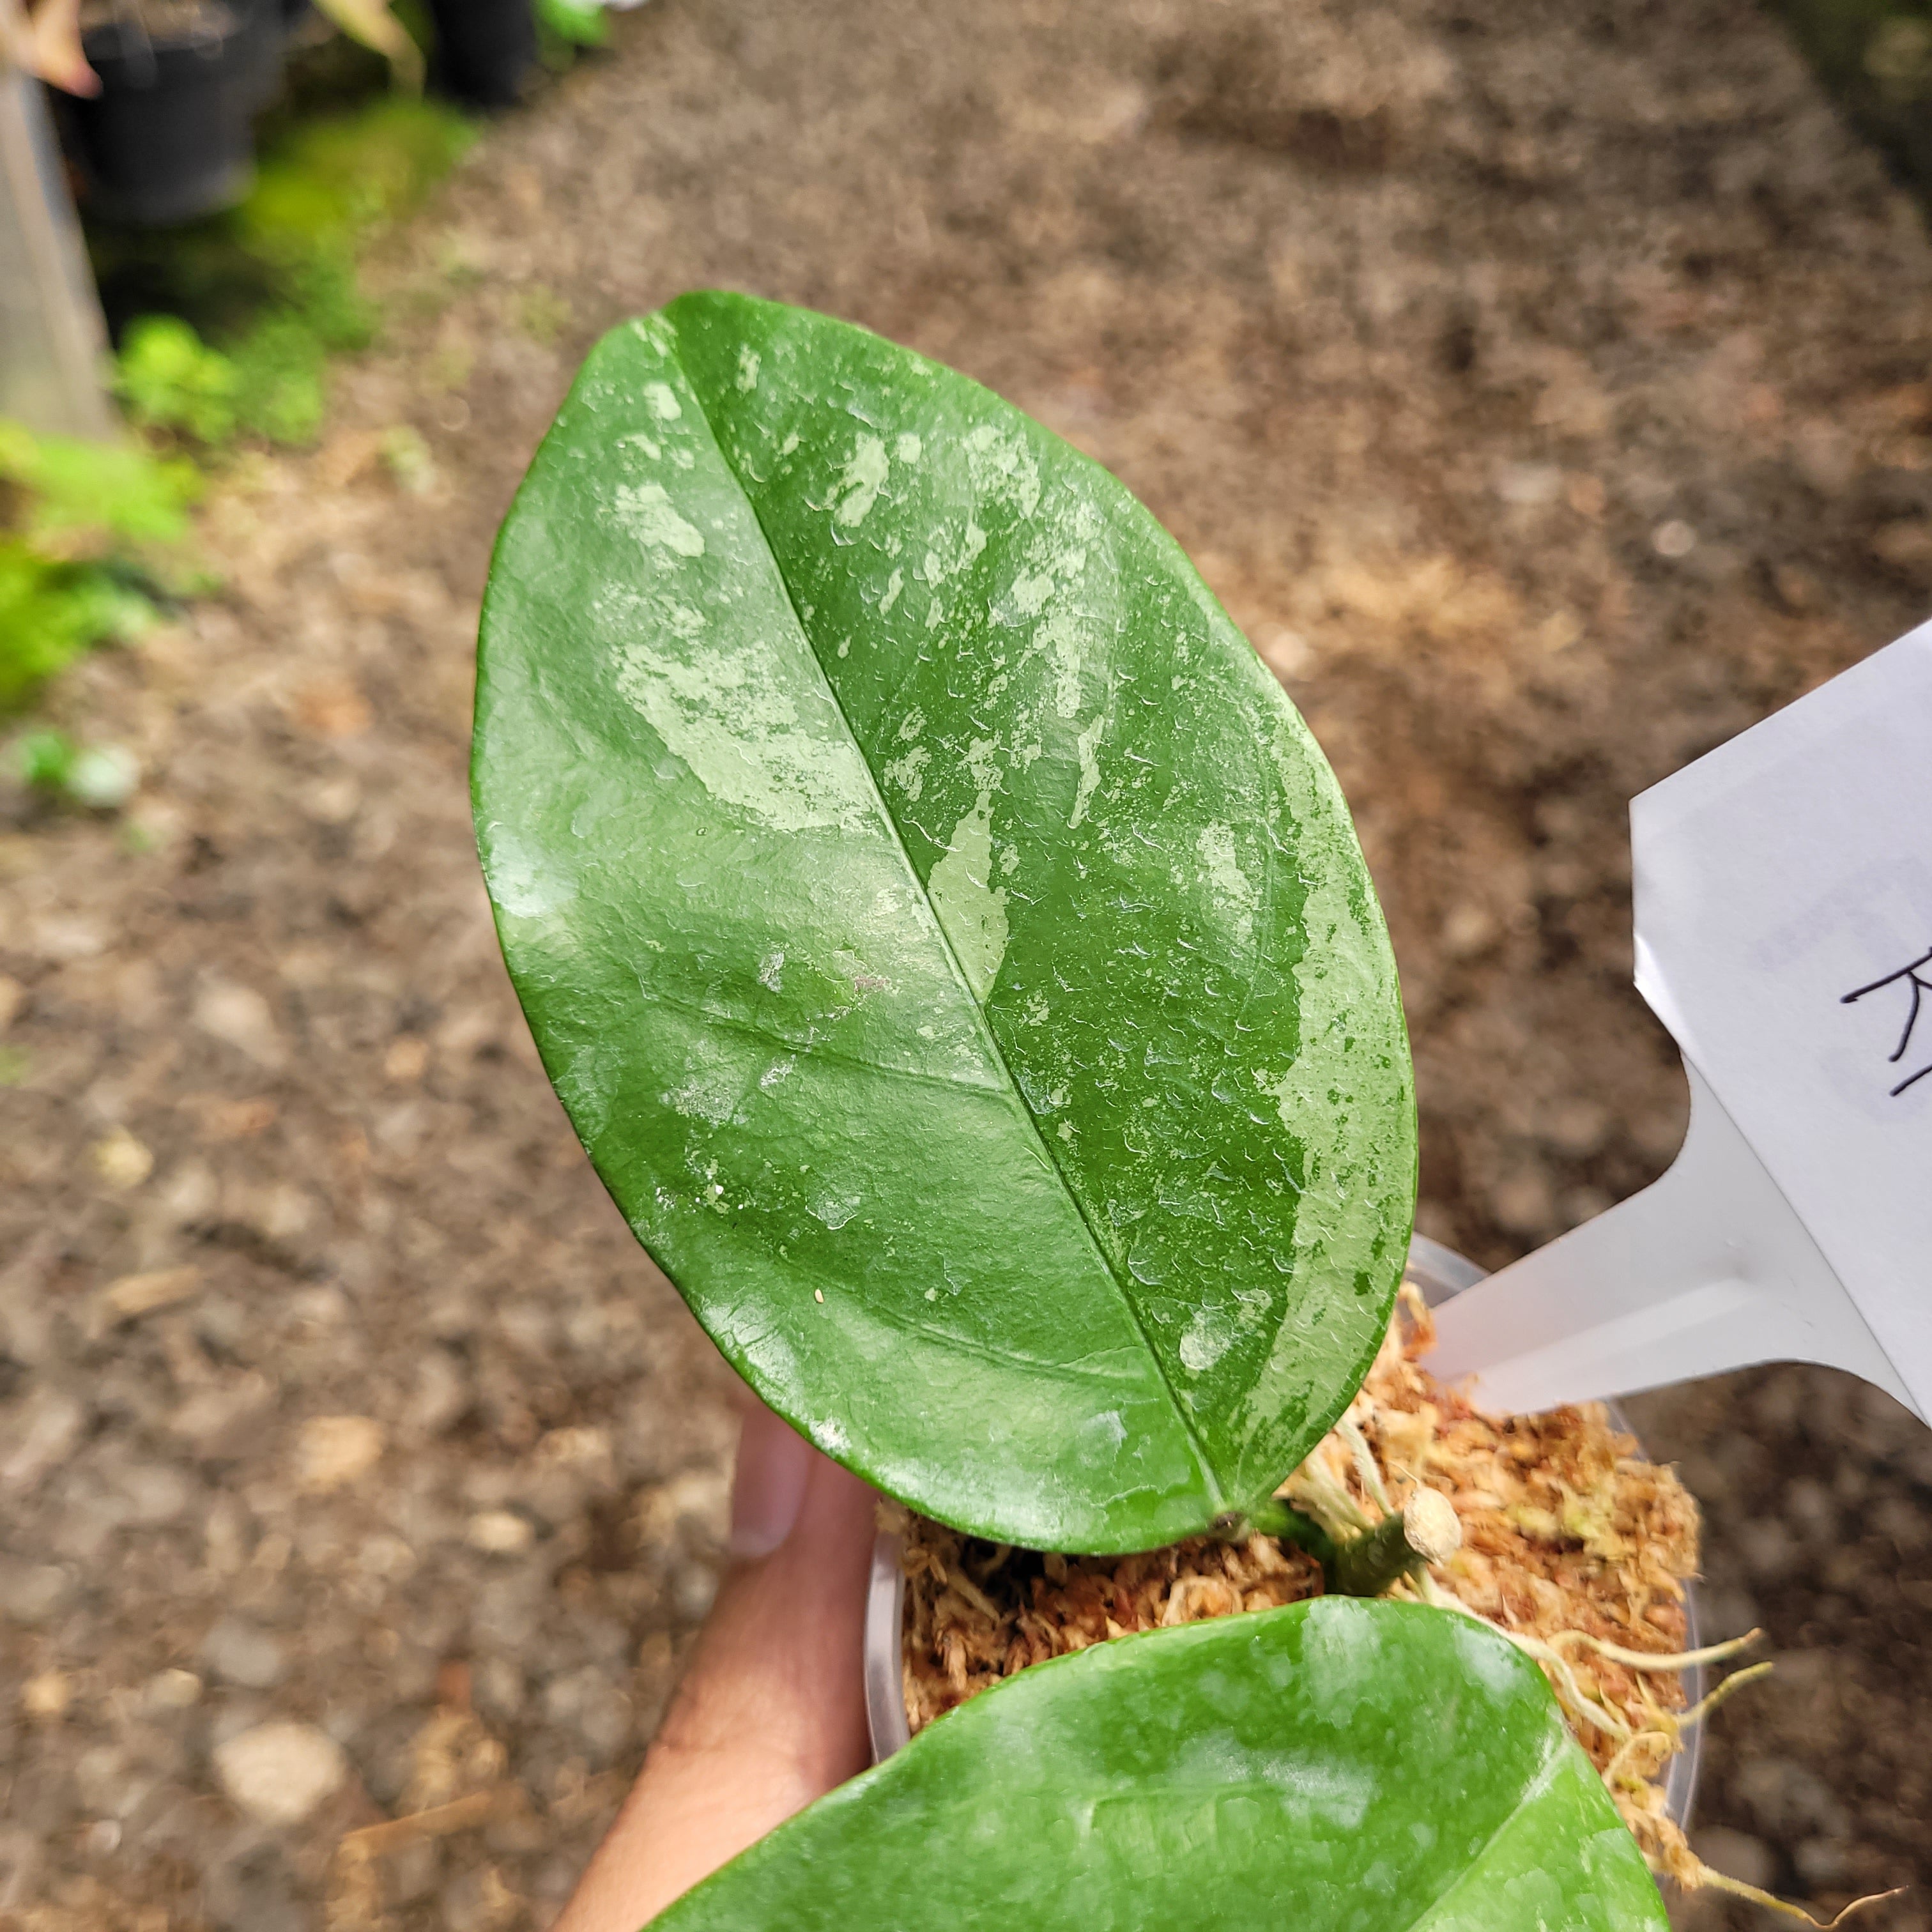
[474,294,1415,1550]
[652,1598,1667,1932]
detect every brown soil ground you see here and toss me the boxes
[4,0,1932,1926]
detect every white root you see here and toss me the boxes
[1547,1627,1763,1673]
[1675,1659,1775,1731]
[1335,1414,1393,1513]
[1282,1452,1373,1539]
[1676,1867,1905,1928]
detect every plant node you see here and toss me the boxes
[1333,1489,1461,1597]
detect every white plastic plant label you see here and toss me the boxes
[1429,623,1932,1420]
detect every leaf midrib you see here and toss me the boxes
[665,323,1227,1524]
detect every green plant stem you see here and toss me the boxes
[1237,1498,1337,1568]
[1331,1491,1462,1598]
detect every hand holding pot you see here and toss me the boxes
[552,1402,875,1932]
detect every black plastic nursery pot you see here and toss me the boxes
[67,0,280,227]
[864,1233,1705,1837]
[425,0,537,109]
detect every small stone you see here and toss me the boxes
[542,1666,629,1765]
[1544,1097,1609,1157]
[1494,461,1563,506]
[146,1667,204,1710]
[296,1414,385,1492]
[673,1560,718,1622]
[1871,516,1932,583]
[168,1372,276,1451]
[1795,1838,1853,1890]
[1784,1476,1837,1540]
[65,745,139,809]
[385,1036,430,1082]
[194,981,286,1070]
[73,1743,139,1817]
[401,1349,471,1441]
[533,1425,612,1469]
[20,1669,70,1720]
[304,775,361,825]
[1491,1167,1556,1238]
[89,1127,155,1190]
[1692,1826,1776,1894]
[1735,1517,1798,1580]
[387,1837,441,1908]
[113,1460,194,1526]
[1440,903,1499,959]
[1565,473,1607,517]
[466,1510,534,1554]
[160,1159,218,1222]
[0,1558,75,1625]
[201,1615,289,1690]
[470,1575,542,1653]
[201,1834,307,1932]
[293,677,374,739]
[0,1388,86,1495]
[1735,1754,1850,1839]
[473,1655,525,1722]
[0,1827,40,1911]
[89,1264,203,1336]
[358,1531,417,1580]
[1254,624,1312,678]
[213,1721,349,1826]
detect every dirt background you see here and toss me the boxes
[5,0,1932,1925]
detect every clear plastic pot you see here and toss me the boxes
[862,1232,1703,1834]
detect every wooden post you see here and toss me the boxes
[0,0,117,440]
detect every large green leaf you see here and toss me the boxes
[651,1598,1667,1932]
[473,294,1414,1551]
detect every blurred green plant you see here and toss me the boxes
[537,0,610,52]
[0,424,196,712]
[0,420,200,549]
[31,73,475,719]
[381,424,437,493]
[15,728,141,809]
[0,545,153,712]
[97,97,475,456]
[117,316,242,445]
[242,97,475,261]
[117,309,338,452]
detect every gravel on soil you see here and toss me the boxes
[5,1,1932,1926]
